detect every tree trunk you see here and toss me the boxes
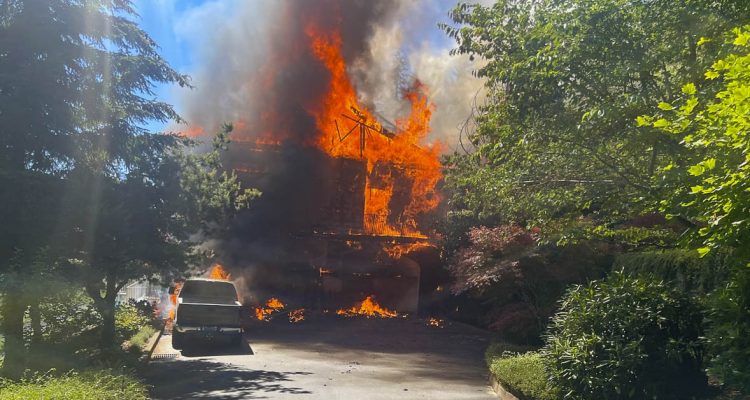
[99,297,117,348]
[84,273,123,349]
[1,294,27,378]
[29,300,42,346]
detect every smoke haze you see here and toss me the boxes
[174,0,487,151]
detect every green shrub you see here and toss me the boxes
[487,350,558,400]
[127,325,157,353]
[39,289,102,344]
[615,249,734,295]
[0,370,148,400]
[704,267,750,392]
[543,272,706,399]
[115,302,153,341]
[485,341,536,365]
[616,249,750,391]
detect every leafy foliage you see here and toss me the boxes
[37,290,101,345]
[543,272,706,399]
[703,267,750,391]
[641,26,750,258]
[448,225,537,294]
[114,302,153,343]
[442,7,750,393]
[615,249,735,295]
[0,0,186,371]
[487,350,558,400]
[637,28,750,390]
[0,1,258,374]
[449,225,611,342]
[441,0,750,238]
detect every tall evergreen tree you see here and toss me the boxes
[0,0,192,375]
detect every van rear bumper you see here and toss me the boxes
[174,325,242,334]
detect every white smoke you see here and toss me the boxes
[350,1,487,152]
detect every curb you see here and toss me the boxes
[490,375,521,400]
[144,324,165,362]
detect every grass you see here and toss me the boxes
[484,341,535,364]
[126,325,157,352]
[0,370,148,400]
[486,341,559,400]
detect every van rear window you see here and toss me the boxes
[180,281,238,304]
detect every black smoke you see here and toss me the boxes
[194,1,401,302]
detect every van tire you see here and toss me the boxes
[232,333,244,347]
[172,331,184,350]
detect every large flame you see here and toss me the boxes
[304,23,442,237]
[188,7,443,239]
[208,263,231,280]
[336,295,397,318]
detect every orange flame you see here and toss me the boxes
[383,242,432,259]
[255,297,286,321]
[167,282,183,325]
[179,125,204,137]
[288,308,305,323]
[336,295,397,318]
[208,264,231,280]
[304,23,442,238]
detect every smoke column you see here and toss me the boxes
[176,0,487,151]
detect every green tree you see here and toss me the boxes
[0,0,188,375]
[641,27,750,257]
[59,125,257,346]
[641,26,750,389]
[441,0,750,239]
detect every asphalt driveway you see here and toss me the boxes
[143,317,495,399]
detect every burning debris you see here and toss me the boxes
[255,298,286,321]
[288,308,305,323]
[336,295,397,318]
[427,317,444,328]
[383,242,433,260]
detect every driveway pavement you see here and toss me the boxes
[143,317,495,399]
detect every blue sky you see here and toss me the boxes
[134,0,202,131]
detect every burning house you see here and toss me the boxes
[225,129,437,312]
[188,1,446,314]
